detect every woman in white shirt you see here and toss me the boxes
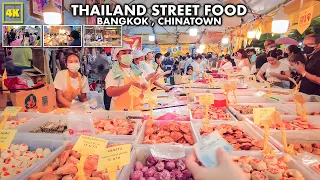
[191,55,202,74]
[54,53,89,108]
[257,49,290,83]
[236,49,251,69]
[220,54,234,73]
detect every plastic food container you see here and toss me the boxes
[90,111,142,141]
[280,103,320,116]
[9,133,65,180]
[192,121,279,153]
[134,120,199,146]
[228,96,281,104]
[242,115,320,135]
[230,152,315,180]
[15,114,68,140]
[228,103,293,121]
[189,104,238,121]
[272,95,320,103]
[0,112,45,130]
[118,146,193,180]
[17,141,129,180]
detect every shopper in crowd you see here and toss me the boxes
[186,148,246,180]
[220,54,234,73]
[200,54,209,72]
[289,53,306,89]
[191,55,202,74]
[186,65,197,81]
[179,56,186,74]
[257,49,290,86]
[56,51,67,70]
[54,53,89,108]
[69,30,81,46]
[295,34,320,95]
[23,32,30,46]
[256,39,277,73]
[236,49,250,70]
[184,54,193,74]
[248,49,257,65]
[162,52,174,78]
[282,45,301,65]
[105,44,158,110]
[154,52,172,86]
[11,47,33,75]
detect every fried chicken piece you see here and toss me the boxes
[171,131,184,141]
[158,130,170,137]
[44,166,53,174]
[312,148,320,155]
[39,174,62,180]
[54,163,78,175]
[161,136,175,143]
[168,121,180,131]
[66,156,80,165]
[62,174,76,180]
[180,123,191,134]
[71,150,81,160]
[301,143,313,153]
[58,150,71,166]
[84,154,99,176]
[184,134,194,145]
[28,172,45,180]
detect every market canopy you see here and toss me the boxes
[111,0,320,45]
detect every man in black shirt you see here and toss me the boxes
[255,39,277,73]
[296,34,320,95]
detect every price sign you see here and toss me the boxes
[297,6,314,34]
[253,107,276,125]
[223,83,232,92]
[128,85,142,98]
[98,144,132,180]
[73,135,108,154]
[181,75,189,83]
[0,130,17,151]
[199,94,214,105]
[1,106,22,117]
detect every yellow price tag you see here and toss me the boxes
[128,85,142,98]
[1,106,22,117]
[97,144,131,171]
[199,94,214,105]
[0,130,17,151]
[73,135,108,154]
[181,75,189,83]
[253,107,276,125]
[223,83,232,92]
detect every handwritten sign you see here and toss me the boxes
[1,106,22,117]
[253,107,276,125]
[128,85,142,98]
[98,144,132,180]
[297,6,314,34]
[199,94,214,105]
[0,130,17,151]
[73,135,108,153]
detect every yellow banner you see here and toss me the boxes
[181,45,189,54]
[160,45,170,54]
[297,6,314,34]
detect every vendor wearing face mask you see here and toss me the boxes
[295,34,320,95]
[105,44,148,110]
[54,53,89,108]
[288,53,306,89]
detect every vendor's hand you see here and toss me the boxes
[129,81,141,88]
[296,62,306,75]
[186,148,246,180]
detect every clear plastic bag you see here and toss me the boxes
[65,113,95,140]
[150,143,186,160]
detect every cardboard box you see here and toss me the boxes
[21,66,47,84]
[9,84,57,113]
[174,74,182,85]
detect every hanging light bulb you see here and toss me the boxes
[43,0,62,25]
[189,28,198,36]
[272,7,289,33]
[200,44,205,49]
[149,35,155,41]
[247,25,256,39]
[196,48,203,53]
[221,35,229,45]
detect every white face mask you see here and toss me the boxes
[67,63,80,73]
[120,54,133,66]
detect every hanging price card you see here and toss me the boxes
[128,85,142,98]
[297,6,314,34]
[199,94,215,105]
[253,107,276,125]
[0,130,17,151]
[1,106,21,117]
[98,144,132,180]
[73,135,108,153]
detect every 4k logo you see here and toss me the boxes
[2,2,24,24]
